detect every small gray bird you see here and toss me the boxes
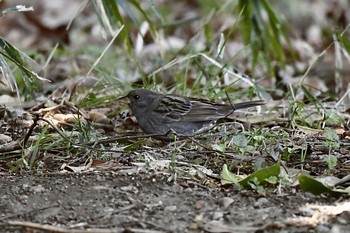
[119,89,264,140]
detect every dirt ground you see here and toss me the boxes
[0,167,349,233]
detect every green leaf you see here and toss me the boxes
[239,161,280,187]
[336,30,350,53]
[211,144,225,153]
[236,0,291,74]
[301,84,319,105]
[220,164,245,185]
[0,38,43,81]
[299,175,347,196]
[220,162,280,187]
[123,139,147,152]
[231,134,248,148]
[237,0,252,44]
[323,128,340,150]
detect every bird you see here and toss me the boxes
[119,88,264,140]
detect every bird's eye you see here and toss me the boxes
[133,94,140,99]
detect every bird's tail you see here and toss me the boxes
[231,100,265,110]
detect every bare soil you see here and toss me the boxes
[0,168,348,233]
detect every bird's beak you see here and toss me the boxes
[117,95,130,104]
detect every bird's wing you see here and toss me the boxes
[153,95,192,121]
[182,99,229,122]
[154,95,231,122]
[153,95,263,123]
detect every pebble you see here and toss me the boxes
[218,197,234,209]
[164,205,177,212]
[212,211,224,220]
[253,197,269,208]
[315,224,330,233]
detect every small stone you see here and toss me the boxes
[18,195,28,203]
[0,134,12,143]
[330,225,348,233]
[212,211,224,220]
[194,214,203,222]
[193,200,206,210]
[218,197,234,209]
[253,197,269,208]
[188,223,199,230]
[31,185,46,193]
[120,185,138,194]
[164,205,177,212]
[315,224,330,233]
[22,184,30,191]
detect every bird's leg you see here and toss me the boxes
[164,128,179,140]
[223,90,236,119]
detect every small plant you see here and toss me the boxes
[169,136,179,172]
[221,162,281,193]
[323,109,344,127]
[237,0,292,74]
[230,134,249,155]
[322,128,340,152]
[324,155,337,171]
[0,4,47,99]
[322,128,340,171]
[300,144,307,164]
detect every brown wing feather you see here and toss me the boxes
[154,95,192,121]
[154,94,264,123]
[181,99,229,122]
[183,99,265,122]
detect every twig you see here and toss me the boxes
[0,205,60,221]
[0,221,121,233]
[22,113,39,149]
